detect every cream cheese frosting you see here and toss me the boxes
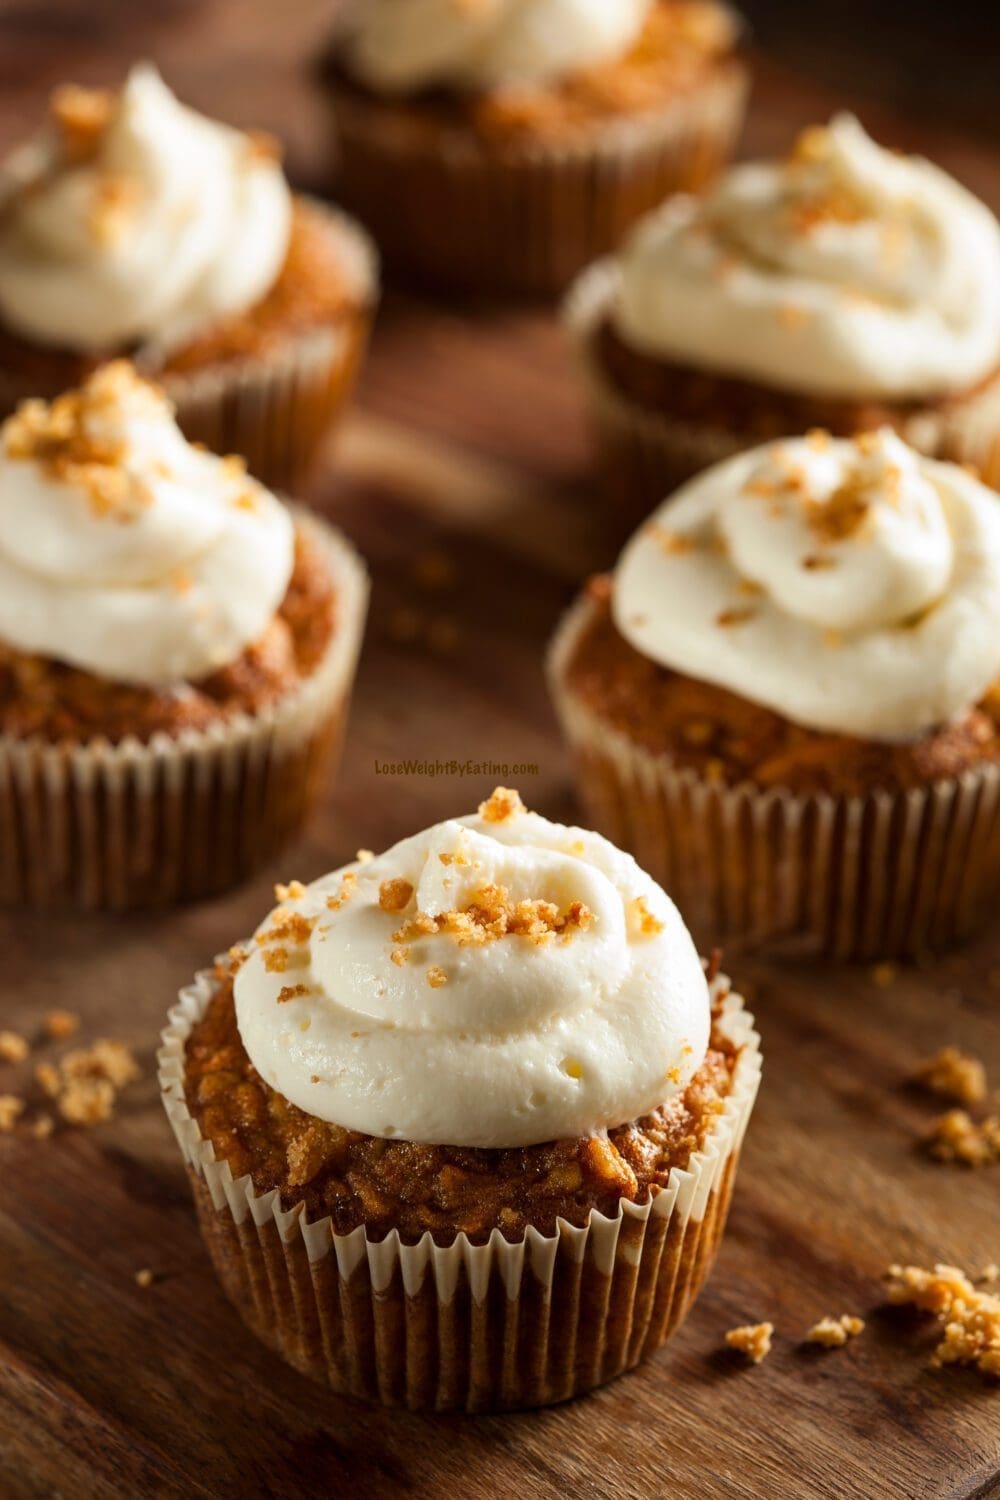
[613,429,1000,741]
[613,115,1000,401]
[0,363,294,686]
[0,65,291,355]
[340,0,652,95]
[234,789,712,1147]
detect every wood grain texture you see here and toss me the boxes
[1,5,1000,1497]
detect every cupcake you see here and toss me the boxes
[549,429,1000,960]
[322,0,747,298]
[567,115,1000,522]
[0,66,378,487]
[160,787,761,1410]
[0,363,368,911]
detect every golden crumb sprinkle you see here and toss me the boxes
[0,1031,28,1064]
[277,984,312,1004]
[356,849,375,865]
[263,947,290,974]
[325,872,358,912]
[59,1077,115,1127]
[923,1109,1000,1167]
[393,885,594,951]
[378,878,415,914]
[725,1322,773,1364]
[886,1263,1000,1379]
[134,1268,155,1289]
[439,849,470,867]
[390,948,408,967]
[426,966,448,989]
[805,428,832,451]
[478,787,526,824]
[912,1046,987,1108]
[806,1314,865,1347]
[35,1062,60,1099]
[647,523,697,556]
[0,1095,25,1131]
[43,1009,79,1040]
[627,896,665,939]
[32,1115,55,1141]
[50,82,113,162]
[274,879,306,902]
[716,606,757,628]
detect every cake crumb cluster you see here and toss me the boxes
[50,81,113,162]
[3,363,162,519]
[391,883,594,955]
[806,1314,865,1347]
[0,1014,137,1134]
[886,1264,1000,1378]
[923,1108,1000,1167]
[725,1322,773,1364]
[478,786,525,823]
[912,1046,987,1107]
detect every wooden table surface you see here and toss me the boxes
[1,6,999,1498]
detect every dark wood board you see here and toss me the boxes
[1,5,999,1497]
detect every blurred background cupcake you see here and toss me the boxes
[161,788,761,1410]
[0,363,368,911]
[549,428,1000,960]
[321,0,748,298]
[567,115,1000,523]
[0,65,378,487]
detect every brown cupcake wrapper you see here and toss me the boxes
[0,513,368,912]
[326,64,747,298]
[159,967,760,1411]
[156,203,379,489]
[565,257,1000,527]
[549,594,1000,961]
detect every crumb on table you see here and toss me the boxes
[912,1046,987,1107]
[806,1314,865,1347]
[725,1322,773,1364]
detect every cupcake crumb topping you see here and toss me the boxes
[426,966,448,989]
[806,1314,865,1347]
[725,1322,773,1364]
[378,878,415,913]
[3,362,162,519]
[627,896,665,939]
[50,82,113,162]
[277,984,312,1004]
[325,872,358,911]
[392,884,594,952]
[478,786,526,823]
[886,1263,1000,1378]
[274,880,307,902]
[912,1045,987,1108]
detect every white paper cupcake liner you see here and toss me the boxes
[549,593,1000,960]
[326,64,747,298]
[0,513,368,912]
[159,965,761,1411]
[565,258,1000,524]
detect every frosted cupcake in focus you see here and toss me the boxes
[160,787,760,1409]
[0,66,378,485]
[550,429,1000,959]
[567,116,1000,518]
[322,0,747,297]
[0,363,367,910]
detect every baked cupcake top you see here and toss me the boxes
[614,429,1000,740]
[339,0,654,94]
[233,787,711,1148]
[0,362,294,686]
[611,115,1000,401]
[0,65,291,355]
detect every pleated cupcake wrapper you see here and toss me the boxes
[0,203,378,493]
[549,593,1000,961]
[327,64,747,298]
[566,257,1000,527]
[0,513,368,912]
[159,967,760,1411]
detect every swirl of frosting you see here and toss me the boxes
[234,789,711,1147]
[0,363,294,686]
[613,115,1000,400]
[0,65,291,355]
[614,429,1000,740]
[340,0,652,95]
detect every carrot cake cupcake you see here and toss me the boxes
[0,362,368,911]
[160,787,761,1410]
[0,65,378,486]
[549,429,1000,959]
[323,0,747,297]
[567,115,1000,519]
